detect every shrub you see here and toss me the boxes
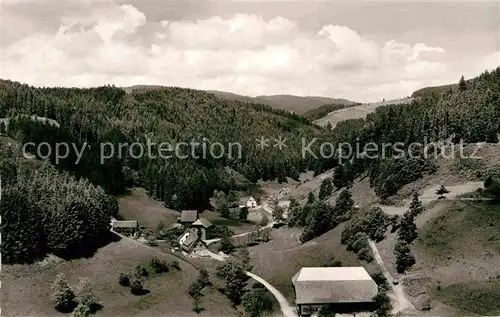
[170,260,180,270]
[118,272,130,286]
[198,268,211,287]
[149,257,169,274]
[76,279,101,312]
[71,303,91,317]
[135,264,149,277]
[241,289,273,317]
[50,273,76,312]
[220,235,235,254]
[357,247,373,263]
[373,291,392,317]
[371,271,389,292]
[347,232,369,253]
[239,207,249,222]
[260,214,270,227]
[130,278,144,295]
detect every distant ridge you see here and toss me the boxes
[122,85,355,114]
[208,90,356,114]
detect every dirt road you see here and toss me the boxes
[368,240,418,315]
[246,272,299,317]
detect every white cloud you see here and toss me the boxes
[1,2,497,102]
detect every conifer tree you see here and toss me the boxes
[459,75,467,92]
[318,178,334,200]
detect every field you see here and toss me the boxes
[117,187,180,228]
[1,236,237,317]
[249,224,379,301]
[200,209,266,235]
[314,98,412,128]
[435,282,500,315]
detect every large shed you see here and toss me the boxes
[291,267,378,316]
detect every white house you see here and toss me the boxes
[246,197,257,208]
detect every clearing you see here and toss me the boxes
[117,187,180,228]
[314,98,412,128]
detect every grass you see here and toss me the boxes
[117,187,180,228]
[436,281,500,315]
[200,209,265,235]
[1,235,236,316]
[249,224,379,301]
[418,201,500,257]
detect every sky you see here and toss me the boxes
[1,0,499,102]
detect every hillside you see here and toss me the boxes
[208,90,355,114]
[314,97,413,128]
[0,79,334,211]
[252,94,355,114]
[123,86,355,114]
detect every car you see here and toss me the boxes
[393,279,400,285]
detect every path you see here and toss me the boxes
[368,240,417,315]
[375,181,484,216]
[247,272,298,317]
[203,248,298,317]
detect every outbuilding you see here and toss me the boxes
[291,267,378,316]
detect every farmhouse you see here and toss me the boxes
[291,267,378,316]
[112,219,139,237]
[191,218,213,240]
[246,196,257,208]
[179,228,201,252]
[179,210,198,225]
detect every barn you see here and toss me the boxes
[291,267,378,316]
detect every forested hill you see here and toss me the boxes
[1,68,499,212]
[0,80,330,210]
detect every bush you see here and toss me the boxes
[211,225,234,239]
[357,247,373,263]
[373,291,392,317]
[130,278,144,295]
[260,214,270,227]
[220,235,235,254]
[76,279,101,312]
[118,272,130,286]
[171,260,181,270]
[198,268,211,287]
[71,303,91,317]
[347,232,369,253]
[370,272,389,292]
[50,273,76,312]
[149,257,169,274]
[241,289,273,317]
[135,264,149,277]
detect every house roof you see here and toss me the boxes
[180,228,200,251]
[112,220,138,228]
[292,267,378,305]
[180,210,198,222]
[247,197,256,202]
[192,218,213,228]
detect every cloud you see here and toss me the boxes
[1,1,497,102]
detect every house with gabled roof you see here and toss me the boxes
[291,267,378,316]
[111,219,139,237]
[191,218,213,240]
[179,210,198,225]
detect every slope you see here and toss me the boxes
[314,97,413,128]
